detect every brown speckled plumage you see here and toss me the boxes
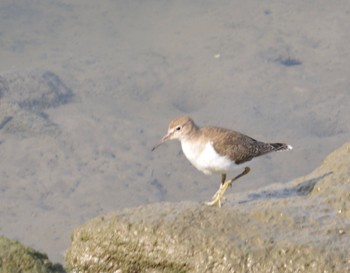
[201,126,289,164]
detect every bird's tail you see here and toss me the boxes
[270,143,293,151]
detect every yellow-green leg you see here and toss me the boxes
[206,167,251,208]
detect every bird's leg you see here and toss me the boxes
[226,167,250,188]
[221,173,227,185]
[210,174,227,201]
[218,173,226,192]
[206,167,251,208]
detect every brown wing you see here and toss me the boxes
[202,127,277,165]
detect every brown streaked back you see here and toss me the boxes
[200,126,289,164]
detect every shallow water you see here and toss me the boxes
[0,0,349,264]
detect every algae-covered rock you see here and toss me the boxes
[308,142,350,218]
[0,236,65,273]
[66,142,350,273]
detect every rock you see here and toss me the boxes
[0,70,73,112]
[0,99,58,137]
[0,236,65,273]
[0,70,73,137]
[66,142,350,273]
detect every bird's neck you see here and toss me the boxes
[181,124,201,143]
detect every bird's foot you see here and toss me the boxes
[205,179,232,208]
[205,167,251,208]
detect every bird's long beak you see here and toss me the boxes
[151,133,171,151]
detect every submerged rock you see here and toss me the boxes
[0,70,73,137]
[0,100,58,137]
[66,142,350,273]
[0,70,73,112]
[0,236,65,273]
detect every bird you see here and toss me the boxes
[152,116,292,207]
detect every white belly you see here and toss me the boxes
[181,140,237,175]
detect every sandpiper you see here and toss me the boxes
[152,116,292,207]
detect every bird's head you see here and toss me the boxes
[152,116,195,151]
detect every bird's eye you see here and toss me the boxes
[175,126,181,131]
